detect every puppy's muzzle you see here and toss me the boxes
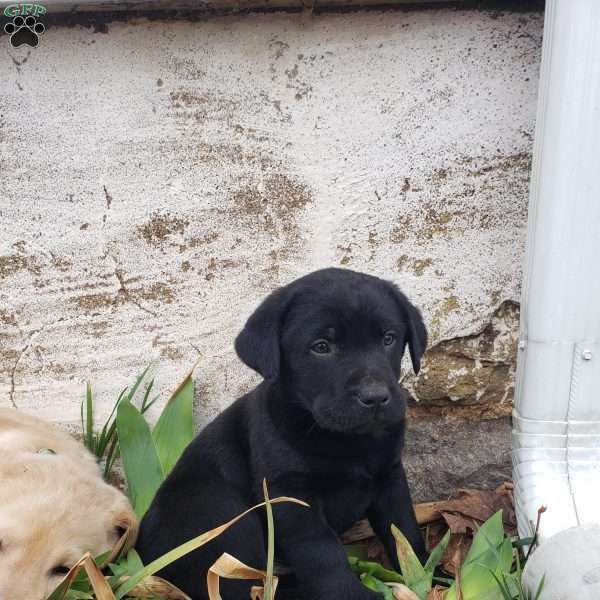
[355,381,391,409]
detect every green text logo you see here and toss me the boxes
[4,3,47,17]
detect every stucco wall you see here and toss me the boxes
[0,7,543,497]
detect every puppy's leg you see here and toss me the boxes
[212,509,267,600]
[138,486,266,600]
[273,496,379,600]
[367,464,427,569]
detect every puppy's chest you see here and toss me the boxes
[318,474,377,533]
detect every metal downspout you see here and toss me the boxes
[513,0,600,595]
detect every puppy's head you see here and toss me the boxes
[235,268,427,433]
[0,454,138,600]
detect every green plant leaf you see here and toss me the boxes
[444,511,512,600]
[116,398,164,518]
[463,511,505,568]
[445,561,504,600]
[152,374,195,475]
[47,576,77,600]
[126,549,145,576]
[391,524,430,599]
[82,383,95,454]
[360,574,395,600]
[141,378,158,413]
[424,528,451,575]
[348,557,405,584]
[65,590,94,599]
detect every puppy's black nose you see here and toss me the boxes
[356,383,390,408]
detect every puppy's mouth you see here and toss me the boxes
[312,401,403,434]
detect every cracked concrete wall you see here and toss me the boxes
[0,8,542,498]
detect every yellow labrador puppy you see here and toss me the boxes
[0,408,138,600]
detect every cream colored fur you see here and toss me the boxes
[0,408,138,600]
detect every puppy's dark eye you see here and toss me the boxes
[383,331,397,346]
[311,339,332,354]
[49,565,71,577]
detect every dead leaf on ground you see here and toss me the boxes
[436,483,516,535]
[415,502,444,525]
[442,534,469,576]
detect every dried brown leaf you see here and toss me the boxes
[440,512,477,535]
[82,553,116,600]
[127,575,191,599]
[415,502,443,525]
[441,534,469,576]
[47,553,114,600]
[435,485,516,535]
[207,552,278,600]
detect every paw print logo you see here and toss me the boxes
[4,15,45,47]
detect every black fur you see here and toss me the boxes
[137,268,428,600]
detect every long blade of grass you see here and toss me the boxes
[84,384,95,453]
[488,570,515,600]
[96,388,128,458]
[140,379,157,413]
[262,480,275,600]
[116,399,164,518]
[114,496,308,599]
[533,574,546,600]
[103,434,120,480]
[126,365,153,403]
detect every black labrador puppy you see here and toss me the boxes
[137,268,427,600]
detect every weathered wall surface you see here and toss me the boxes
[0,8,542,499]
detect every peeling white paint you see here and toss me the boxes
[0,9,542,429]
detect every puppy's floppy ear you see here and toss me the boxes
[235,286,292,381]
[388,283,428,374]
